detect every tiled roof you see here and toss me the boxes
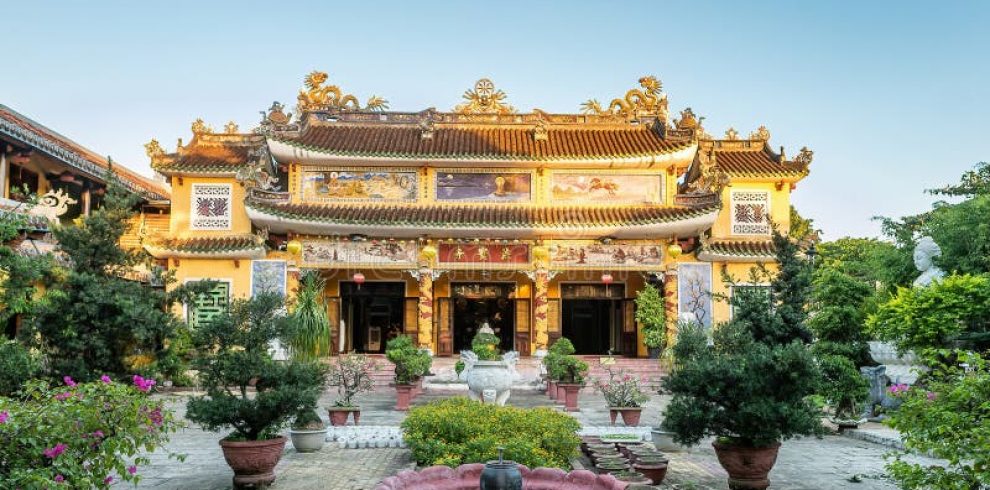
[274,123,692,161]
[0,105,169,201]
[144,234,265,259]
[715,148,806,177]
[246,200,718,229]
[698,239,776,261]
[152,135,265,175]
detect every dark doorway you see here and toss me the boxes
[560,283,625,355]
[340,281,405,354]
[452,283,515,352]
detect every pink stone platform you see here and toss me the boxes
[375,463,627,489]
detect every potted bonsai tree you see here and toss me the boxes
[327,354,379,425]
[635,283,667,359]
[595,364,650,426]
[186,293,327,488]
[385,335,431,411]
[661,232,824,490]
[459,328,520,405]
[289,407,327,453]
[544,338,575,401]
[817,354,869,429]
[552,349,588,412]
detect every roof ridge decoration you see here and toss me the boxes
[581,76,668,121]
[296,70,389,112]
[454,79,516,115]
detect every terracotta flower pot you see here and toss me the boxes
[327,408,354,426]
[395,384,415,411]
[609,407,642,426]
[555,383,566,402]
[633,461,669,485]
[559,383,582,412]
[547,379,557,398]
[712,441,782,490]
[219,436,286,488]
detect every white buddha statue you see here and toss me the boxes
[912,236,946,288]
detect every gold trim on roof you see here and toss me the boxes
[296,70,389,112]
[581,76,668,120]
[454,79,515,115]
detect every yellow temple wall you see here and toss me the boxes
[167,176,251,236]
[712,181,791,238]
[167,258,252,317]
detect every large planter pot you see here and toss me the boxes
[327,407,360,426]
[555,383,566,402]
[632,462,668,485]
[647,347,661,359]
[546,379,557,398]
[609,407,643,426]
[559,383,582,412]
[289,428,327,453]
[712,441,782,490]
[395,384,415,411]
[219,436,287,488]
[464,360,514,406]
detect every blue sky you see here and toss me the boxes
[2,1,987,238]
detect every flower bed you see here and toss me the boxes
[401,397,580,469]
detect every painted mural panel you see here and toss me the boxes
[550,242,663,268]
[551,173,662,204]
[251,260,287,297]
[678,263,713,328]
[301,170,418,201]
[438,244,529,264]
[301,240,417,267]
[435,172,531,202]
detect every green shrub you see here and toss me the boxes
[0,340,40,396]
[548,338,575,356]
[287,271,332,361]
[471,331,501,360]
[185,294,327,441]
[385,335,431,385]
[401,397,580,469]
[635,283,667,349]
[817,354,869,420]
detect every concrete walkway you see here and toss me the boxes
[135,387,934,489]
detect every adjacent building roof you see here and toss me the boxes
[0,104,169,201]
[149,132,266,177]
[143,234,266,259]
[714,148,808,177]
[696,238,776,262]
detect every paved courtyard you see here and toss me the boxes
[136,388,933,489]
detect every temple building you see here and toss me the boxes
[144,72,812,357]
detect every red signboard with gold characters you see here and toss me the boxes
[438,243,529,264]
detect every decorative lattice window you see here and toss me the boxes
[731,190,771,235]
[188,281,230,328]
[190,184,232,230]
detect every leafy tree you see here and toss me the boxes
[928,161,990,197]
[662,229,823,447]
[808,268,874,365]
[868,274,990,358]
[185,293,326,441]
[789,205,819,242]
[21,174,200,381]
[923,196,990,275]
[634,283,667,349]
[0,196,55,329]
[817,238,914,294]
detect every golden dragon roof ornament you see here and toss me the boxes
[455,78,515,115]
[581,76,668,120]
[297,70,389,112]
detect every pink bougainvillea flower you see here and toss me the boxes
[55,392,73,401]
[132,375,157,392]
[101,375,112,384]
[63,376,77,387]
[128,466,137,475]
[926,391,937,401]
[54,474,65,483]
[92,430,105,439]
[104,476,114,484]
[44,443,68,459]
[0,411,8,424]
[888,383,910,395]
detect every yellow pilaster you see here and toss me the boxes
[531,244,550,351]
[416,267,434,350]
[663,266,679,345]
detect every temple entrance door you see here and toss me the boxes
[451,283,516,353]
[560,283,626,355]
[340,281,405,354]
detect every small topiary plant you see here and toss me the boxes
[385,335,431,385]
[185,293,327,441]
[471,331,501,360]
[402,397,580,469]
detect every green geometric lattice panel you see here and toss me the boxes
[189,282,230,328]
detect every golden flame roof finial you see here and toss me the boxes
[144,139,165,159]
[191,118,212,135]
[455,78,515,115]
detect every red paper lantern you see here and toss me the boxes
[353,272,366,286]
[601,273,614,285]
